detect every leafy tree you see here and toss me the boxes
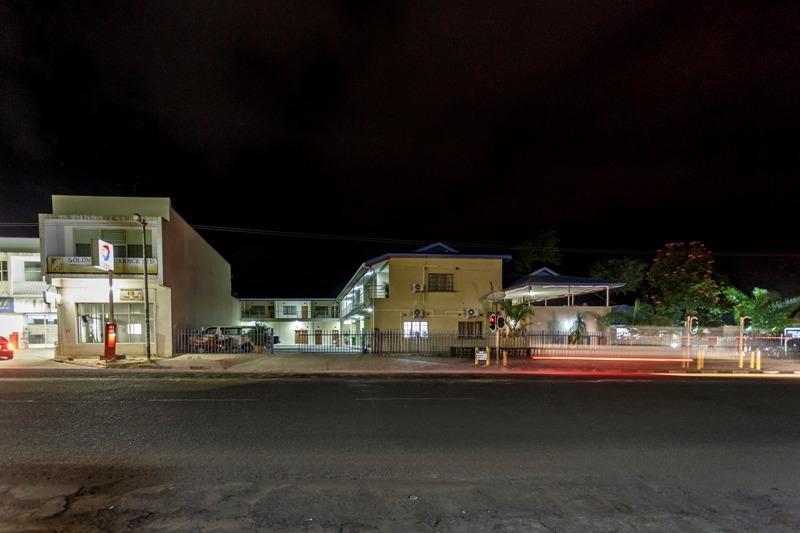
[500,300,534,336]
[600,299,673,327]
[512,230,562,275]
[590,257,647,296]
[723,287,800,334]
[645,241,721,325]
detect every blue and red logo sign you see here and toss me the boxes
[101,243,112,262]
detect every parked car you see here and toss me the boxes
[187,326,258,353]
[0,336,14,360]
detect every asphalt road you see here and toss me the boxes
[1,373,799,532]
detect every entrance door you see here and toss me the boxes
[294,329,309,344]
[301,305,309,319]
[332,330,340,346]
[315,329,322,345]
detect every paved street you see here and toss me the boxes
[1,373,800,531]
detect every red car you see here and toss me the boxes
[0,336,14,360]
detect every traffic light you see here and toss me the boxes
[688,316,699,335]
[488,313,497,332]
[741,315,752,333]
[497,315,506,330]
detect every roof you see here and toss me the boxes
[336,242,512,300]
[0,237,40,253]
[504,268,625,302]
[51,195,171,220]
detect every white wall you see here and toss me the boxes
[53,277,170,358]
[161,209,234,328]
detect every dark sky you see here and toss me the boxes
[1,1,799,297]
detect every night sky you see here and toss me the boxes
[1,1,799,297]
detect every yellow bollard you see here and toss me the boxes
[474,347,478,365]
[756,349,762,371]
[750,350,755,369]
[738,350,744,369]
[502,349,508,368]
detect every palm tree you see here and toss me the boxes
[723,287,800,334]
[600,299,672,327]
[500,301,534,336]
[568,313,589,344]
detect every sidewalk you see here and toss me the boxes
[126,352,800,377]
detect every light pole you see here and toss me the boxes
[133,213,151,361]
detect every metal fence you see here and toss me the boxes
[275,330,610,357]
[173,327,274,354]
[171,327,800,359]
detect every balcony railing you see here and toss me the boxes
[340,285,388,317]
[10,281,47,295]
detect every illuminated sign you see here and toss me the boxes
[119,289,144,301]
[47,257,158,275]
[92,239,115,271]
[0,298,14,313]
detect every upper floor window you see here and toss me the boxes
[73,228,153,259]
[283,305,297,316]
[24,261,41,282]
[0,260,7,281]
[427,273,454,292]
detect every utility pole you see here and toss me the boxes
[133,213,151,361]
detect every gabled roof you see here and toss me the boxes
[414,242,460,254]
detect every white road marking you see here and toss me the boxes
[147,398,258,402]
[355,397,474,401]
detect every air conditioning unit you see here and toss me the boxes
[464,308,481,318]
[412,283,425,293]
[411,308,426,319]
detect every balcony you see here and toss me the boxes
[10,281,47,295]
[340,284,388,317]
[46,256,158,275]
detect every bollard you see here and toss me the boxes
[502,349,508,368]
[738,350,744,369]
[756,349,762,371]
[750,350,755,369]
[474,347,478,365]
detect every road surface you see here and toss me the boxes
[1,372,799,531]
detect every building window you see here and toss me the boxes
[283,305,297,316]
[427,273,454,292]
[72,227,153,258]
[458,321,483,339]
[24,261,42,282]
[403,321,429,338]
[0,260,7,281]
[77,303,154,343]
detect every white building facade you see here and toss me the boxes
[240,298,340,347]
[0,237,57,348]
[40,195,238,358]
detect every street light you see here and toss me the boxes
[133,213,151,361]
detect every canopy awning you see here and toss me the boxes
[504,268,625,304]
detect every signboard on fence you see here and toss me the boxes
[475,350,488,361]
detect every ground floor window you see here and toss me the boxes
[77,303,154,343]
[403,321,429,338]
[458,321,482,339]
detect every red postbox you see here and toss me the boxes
[104,322,117,360]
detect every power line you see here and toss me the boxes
[191,224,800,258]
[2,220,799,258]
